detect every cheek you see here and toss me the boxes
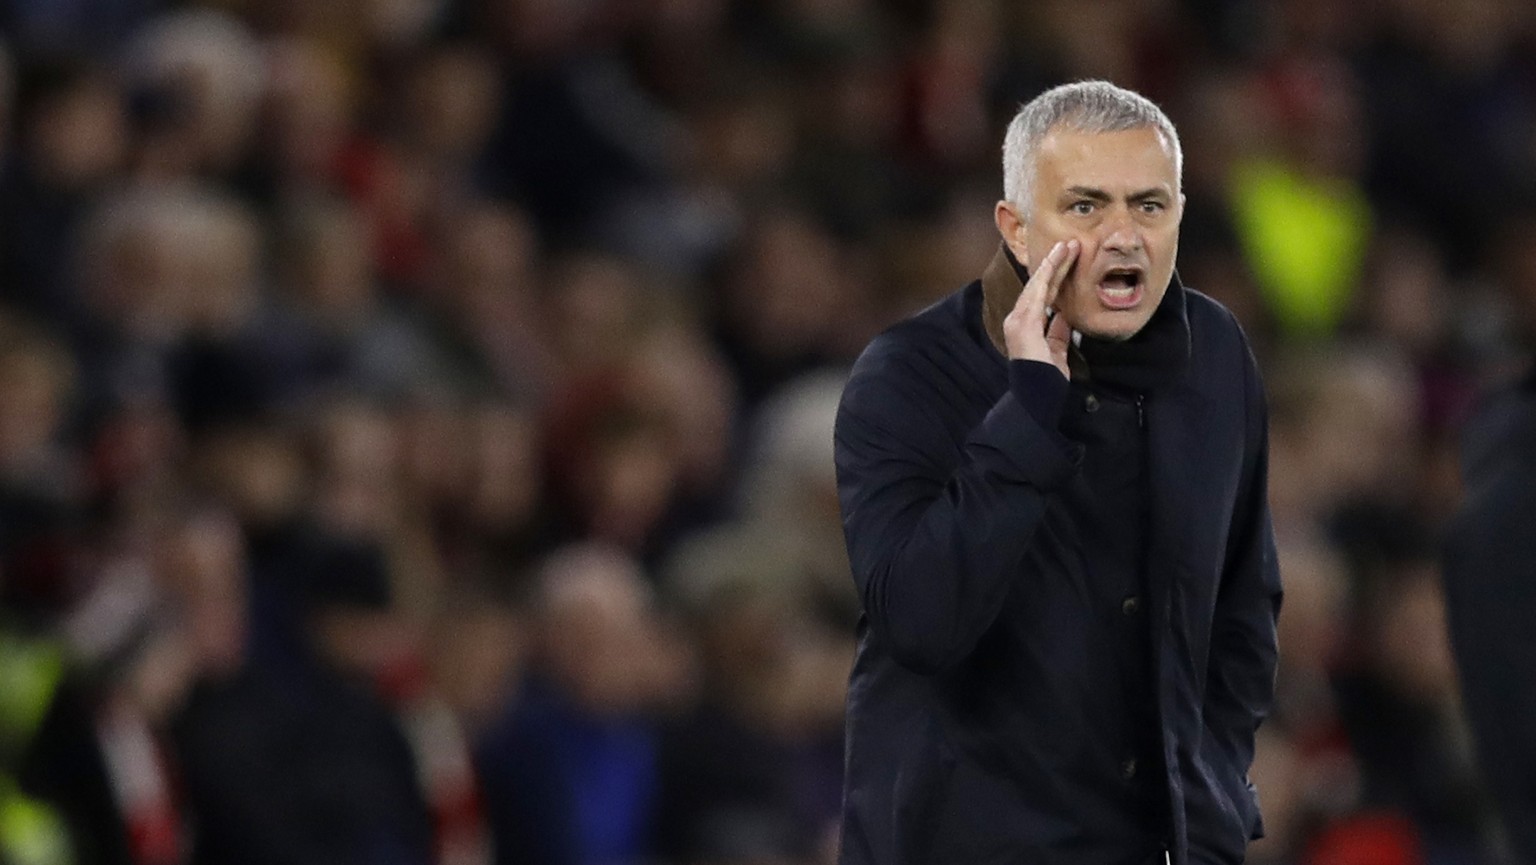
[1020,234,1051,270]
[1025,225,1085,270]
[1061,240,1100,288]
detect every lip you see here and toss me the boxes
[1096,282,1144,310]
[1094,269,1145,310]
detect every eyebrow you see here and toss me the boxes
[1064,186,1112,203]
[1063,186,1171,203]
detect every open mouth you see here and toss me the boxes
[1096,267,1144,309]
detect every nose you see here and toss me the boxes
[1099,207,1142,256]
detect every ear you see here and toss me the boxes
[994,200,1030,267]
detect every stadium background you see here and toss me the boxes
[0,0,1532,863]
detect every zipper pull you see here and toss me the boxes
[1136,394,1146,428]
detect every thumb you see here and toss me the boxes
[1043,308,1072,377]
[1045,307,1073,347]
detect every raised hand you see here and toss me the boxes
[1003,239,1077,378]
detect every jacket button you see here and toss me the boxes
[1121,758,1138,780]
[1121,595,1141,615]
[1085,394,1100,413]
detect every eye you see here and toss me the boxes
[1139,200,1166,214]
[1068,200,1095,216]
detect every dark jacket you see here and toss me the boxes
[833,249,1281,865]
[1443,366,1536,865]
[171,665,435,865]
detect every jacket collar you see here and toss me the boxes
[980,243,1191,393]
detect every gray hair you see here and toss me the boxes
[1002,80,1182,210]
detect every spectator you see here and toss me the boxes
[476,543,690,865]
[1443,364,1536,865]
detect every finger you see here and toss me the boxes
[1045,239,1079,307]
[1018,241,1070,322]
[1045,302,1073,346]
[1044,303,1072,375]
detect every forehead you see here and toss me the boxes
[1032,125,1177,195]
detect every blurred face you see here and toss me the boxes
[998,124,1182,341]
[161,514,249,679]
[542,569,655,713]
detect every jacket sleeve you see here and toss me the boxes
[834,341,1078,676]
[1204,331,1283,842]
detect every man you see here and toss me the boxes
[1442,364,1536,865]
[833,80,1281,865]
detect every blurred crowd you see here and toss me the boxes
[0,0,1534,864]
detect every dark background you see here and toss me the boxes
[0,0,1532,864]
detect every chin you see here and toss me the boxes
[1087,329,1137,343]
[1075,315,1151,343]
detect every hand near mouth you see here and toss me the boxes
[1004,239,1076,379]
